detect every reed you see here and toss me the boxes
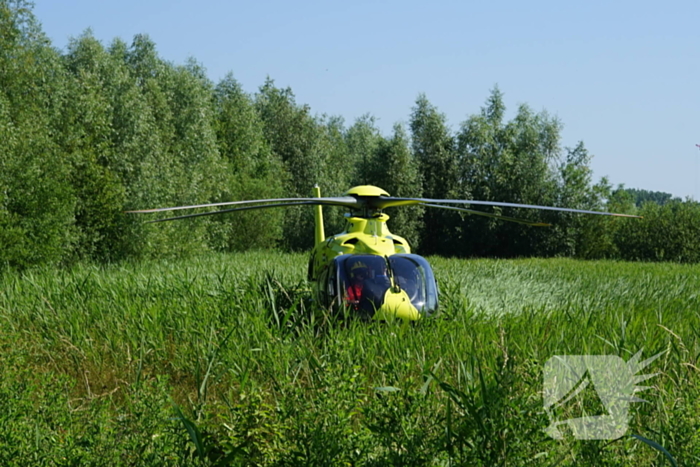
[0,252,697,465]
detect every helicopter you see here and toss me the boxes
[129,185,640,322]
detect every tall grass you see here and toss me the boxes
[0,252,698,465]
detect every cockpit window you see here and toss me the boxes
[389,254,438,314]
[332,254,438,315]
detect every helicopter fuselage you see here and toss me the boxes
[308,187,438,321]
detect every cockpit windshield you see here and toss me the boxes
[388,254,438,314]
[334,254,438,315]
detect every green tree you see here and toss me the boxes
[210,74,286,250]
[255,79,345,249]
[345,114,383,187]
[556,144,610,258]
[119,35,225,258]
[625,188,679,207]
[316,114,354,237]
[456,88,564,257]
[0,0,75,270]
[58,32,129,262]
[56,33,225,261]
[370,124,424,248]
[410,94,458,255]
[614,200,700,262]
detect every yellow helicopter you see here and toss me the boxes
[129,185,640,322]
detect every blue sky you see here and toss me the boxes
[33,0,700,199]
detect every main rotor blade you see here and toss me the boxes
[143,201,350,223]
[127,196,359,214]
[422,203,551,226]
[375,196,642,218]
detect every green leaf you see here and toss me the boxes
[630,434,677,467]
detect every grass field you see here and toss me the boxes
[0,252,698,465]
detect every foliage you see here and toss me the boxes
[614,200,700,262]
[456,87,580,258]
[119,36,225,259]
[625,188,680,207]
[2,0,700,270]
[0,252,697,464]
[255,79,349,250]
[3,2,700,463]
[209,74,286,251]
[0,345,186,466]
[0,0,76,270]
[371,124,424,248]
[345,114,383,187]
[59,32,132,262]
[410,93,459,255]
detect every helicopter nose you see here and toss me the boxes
[375,289,420,321]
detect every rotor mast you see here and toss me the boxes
[313,185,325,245]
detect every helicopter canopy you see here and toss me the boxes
[332,254,439,316]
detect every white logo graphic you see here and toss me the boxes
[543,350,663,440]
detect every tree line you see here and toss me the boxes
[2,0,699,271]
